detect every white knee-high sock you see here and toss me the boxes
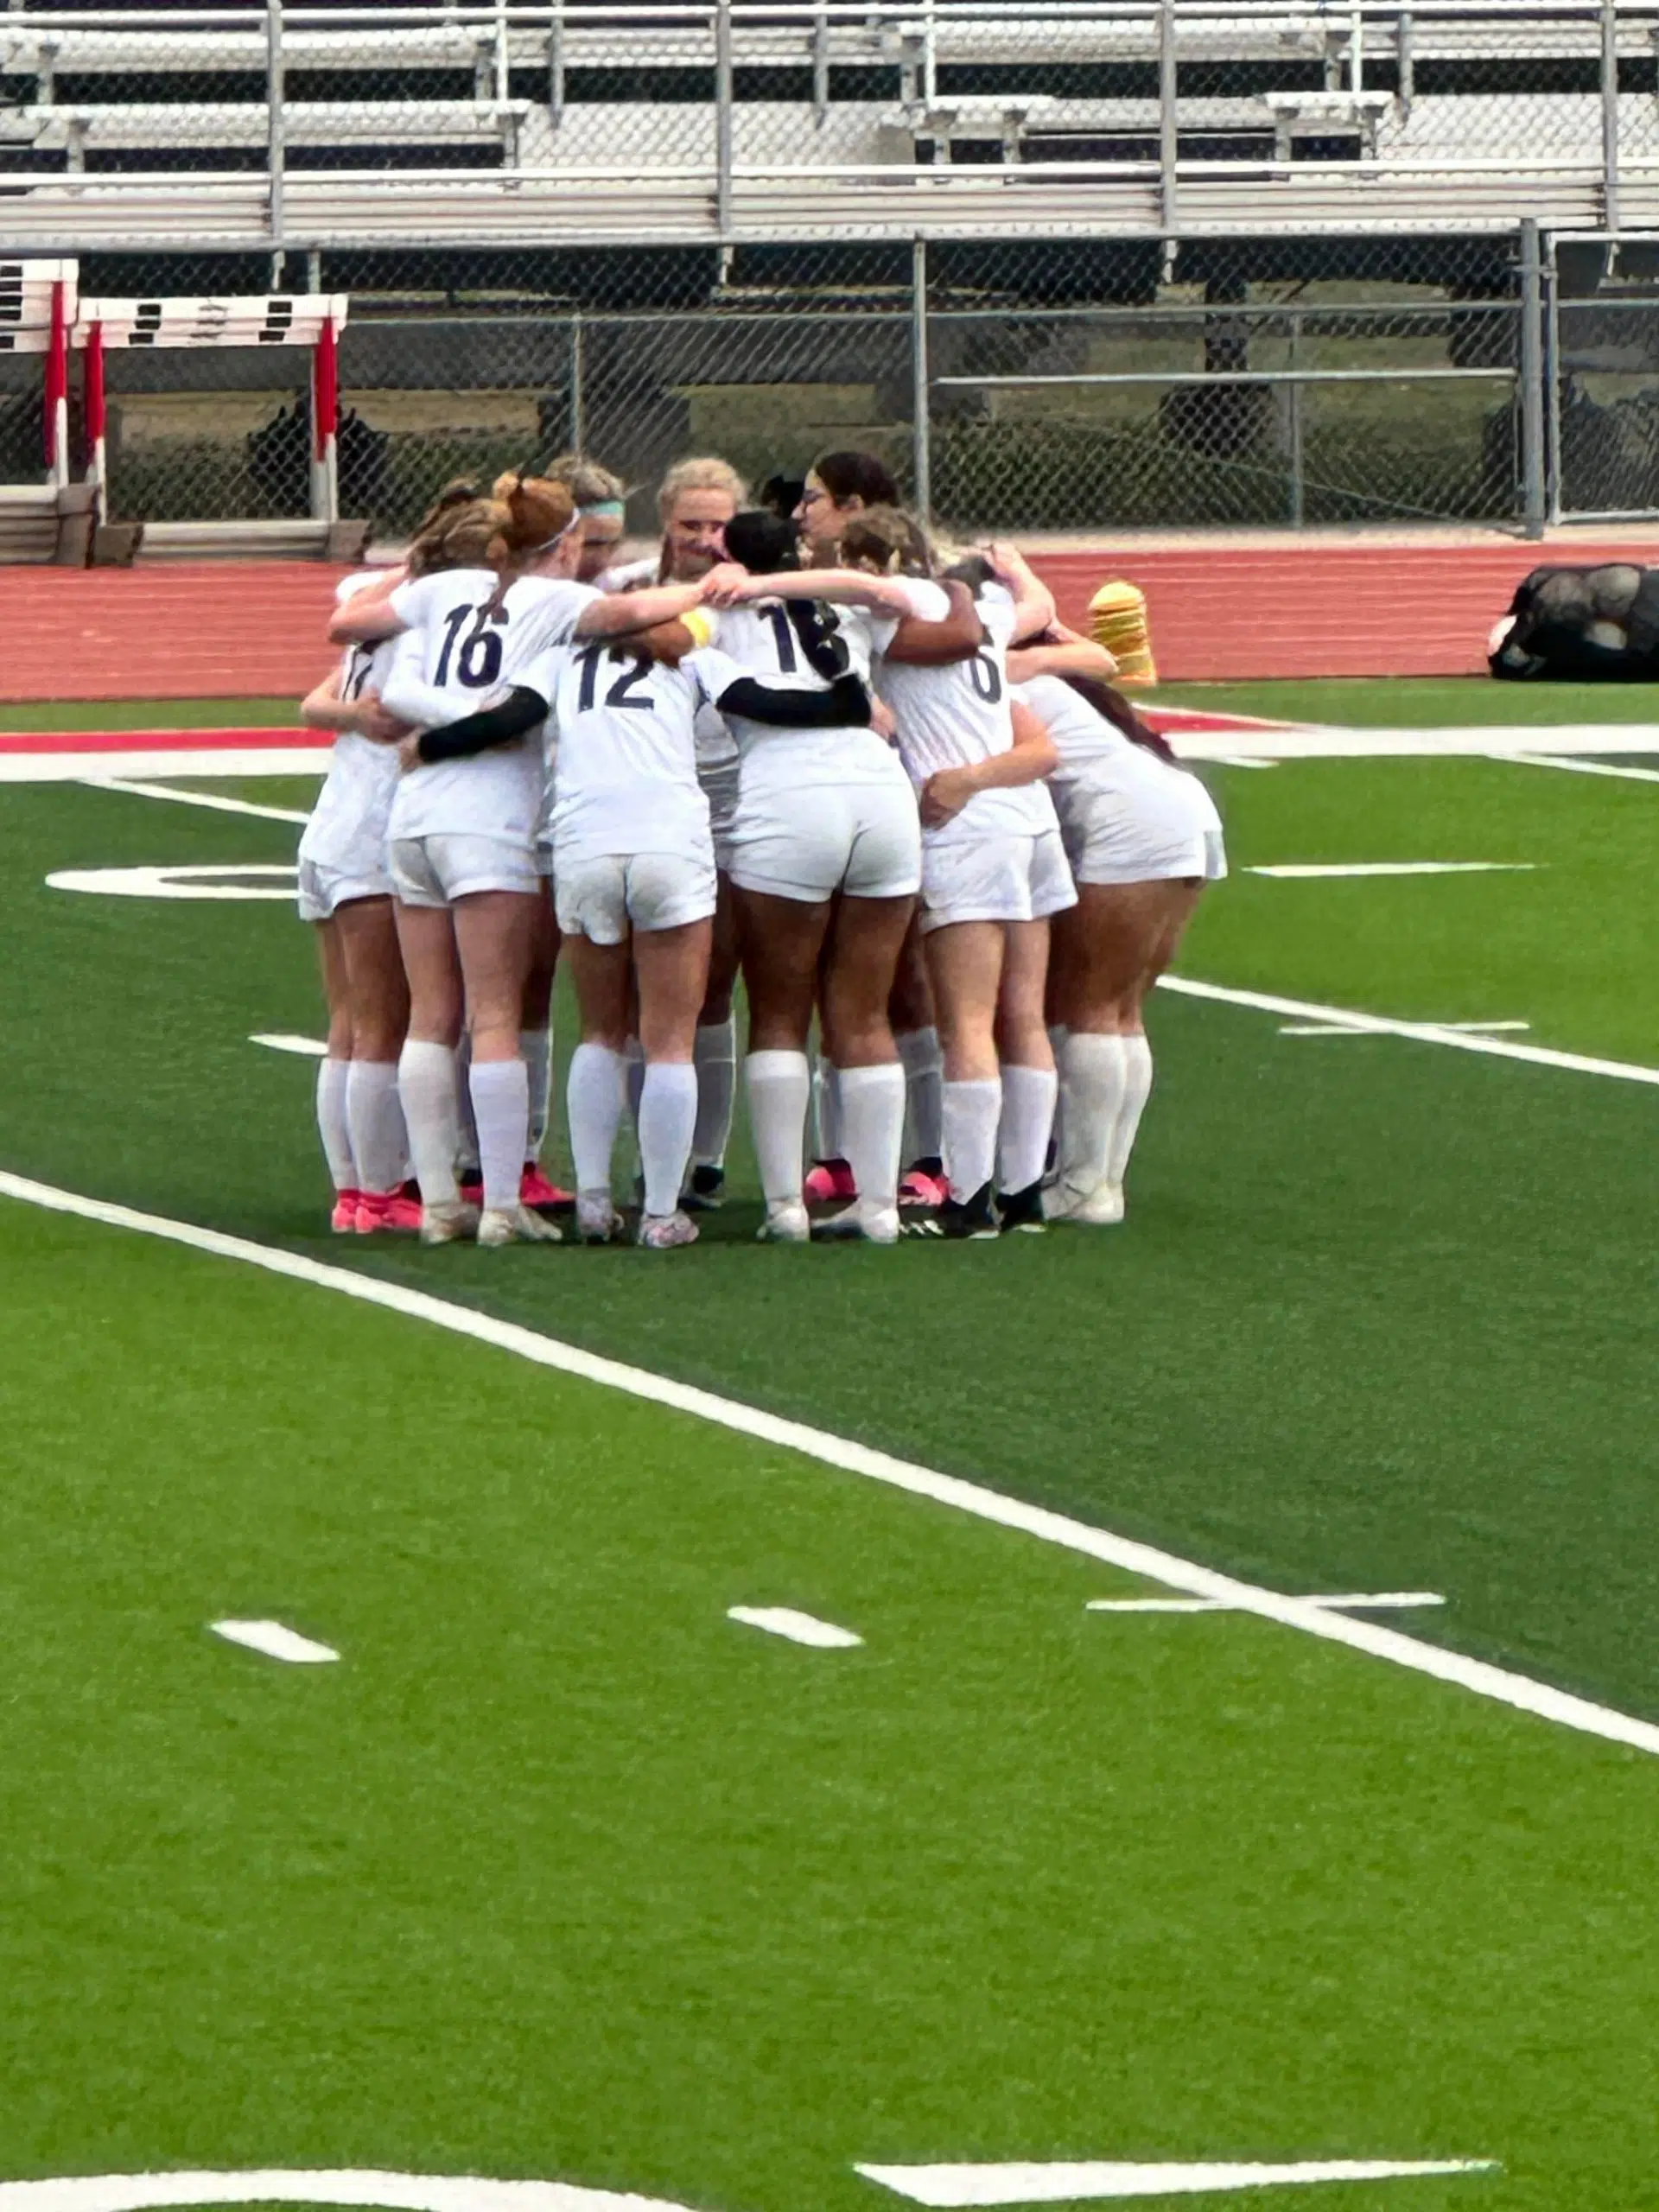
[812,1054,842,1162]
[747,1048,811,1206]
[1046,1024,1070,1170]
[1058,1032,1126,1198]
[942,1077,1002,1202]
[521,1027,551,1160]
[346,1059,406,1196]
[894,1025,944,1165]
[315,1056,356,1192]
[691,1017,737,1169]
[639,1061,699,1217]
[567,1041,626,1198]
[998,1063,1058,1195]
[469,1057,530,1212]
[399,1039,461,1205]
[1107,1033,1154,1188]
[837,1063,906,1212]
[454,1030,480,1178]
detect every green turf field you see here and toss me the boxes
[6,680,1659,2209]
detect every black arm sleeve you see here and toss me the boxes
[416,686,548,764]
[716,671,872,728]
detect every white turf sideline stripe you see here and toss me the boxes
[3,1166,1656,1762]
[1172,721,1659,763]
[1160,975,1659,1089]
[1502,751,1659,786]
[82,773,311,825]
[0,748,327,783]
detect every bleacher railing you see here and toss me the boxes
[1,2,1658,250]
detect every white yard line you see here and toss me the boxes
[251,1033,328,1058]
[728,1605,863,1649]
[80,774,311,825]
[857,2159,1498,2203]
[1277,1019,1529,1038]
[1500,751,1659,786]
[1160,976,1659,1089]
[3,1166,1656,1761]
[1088,1596,1442,1615]
[1247,861,1534,879]
[210,1619,339,1664]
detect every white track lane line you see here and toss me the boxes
[856,2158,1498,2202]
[211,1618,339,1664]
[80,774,311,825]
[728,1605,863,1649]
[2,1166,1656,1760]
[1160,976,1659,1089]
[1501,752,1659,785]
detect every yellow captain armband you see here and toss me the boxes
[680,607,716,648]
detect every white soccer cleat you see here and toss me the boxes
[575,1193,625,1244]
[637,1209,700,1250]
[757,1198,811,1243]
[814,1199,900,1245]
[419,1198,480,1246]
[477,1202,563,1247]
[1044,1178,1125,1226]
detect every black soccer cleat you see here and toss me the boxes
[932,1182,1001,1241]
[995,1179,1048,1235]
[683,1163,726,1211]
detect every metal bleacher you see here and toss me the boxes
[0,3,1656,248]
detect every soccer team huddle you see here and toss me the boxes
[298,448,1226,1249]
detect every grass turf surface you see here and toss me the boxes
[7,1196,1659,2210]
[10,680,1659,2203]
[4,743,1659,1731]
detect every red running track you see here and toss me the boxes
[3,540,1657,699]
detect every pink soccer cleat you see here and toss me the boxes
[520,1163,573,1214]
[899,1166,948,1210]
[804,1157,857,1205]
[330,1190,362,1234]
[355,1188,423,1235]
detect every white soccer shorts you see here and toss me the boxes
[554,849,718,945]
[1056,766,1229,886]
[918,824,1077,933]
[296,855,394,922]
[726,779,922,905]
[387,832,542,908]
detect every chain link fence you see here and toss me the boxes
[58,233,1543,535]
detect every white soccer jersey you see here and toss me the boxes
[538,639,730,865]
[698,599,897,786]
[879,581,1055,839]
[380,568,597,846]
[1012,671,1141,785]
[297,569,402,877]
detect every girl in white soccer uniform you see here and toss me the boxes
[851,531,1075,1235]
[597,456,751,1208]
[296,569,415,1237]
[699,511,982,1243]
[329,478,709,1249]
[1009,658,1226,1224]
